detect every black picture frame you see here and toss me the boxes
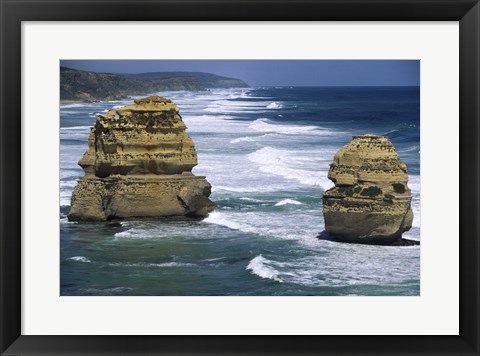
[1,0,479,355]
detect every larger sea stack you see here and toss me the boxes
[322,135,413,243]
[68,96,215,221]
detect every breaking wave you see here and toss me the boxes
[275,199,303,206]
[266,102,282,109]
[246,255,283,282]
[69,256,91,263]
[249,118,336,136]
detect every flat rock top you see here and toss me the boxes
[116,95,179,113]
[328,134,409,186]
[352,134,385,139]
[334,134,404,161]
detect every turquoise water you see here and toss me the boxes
[60,87,420,296]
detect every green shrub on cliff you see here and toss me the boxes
[338,186,354,196]
[360,186,382,197]
[392,183,405,193]
[383,194,394,204]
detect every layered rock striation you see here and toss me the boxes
[68,96,215,221]
[322,135,413,242]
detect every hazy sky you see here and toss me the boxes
[61,60,419,87]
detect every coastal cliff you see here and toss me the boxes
[68,96,215,221]
[60,67,250,102]
[322,135,413,242]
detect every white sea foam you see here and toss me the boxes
[203,211,323,244]
[109,262,194,268]
[60,217,77,224]
[230,133,279,144]
[249,118,335,136]
[204,99,273,113]
[247,146,332,187]
[266,102,282,109]
[59,111,86,115]
[114,229,149,239]
[182,114,249,135]
[215,100,269,108]
[246,255,283,282]
[399,145,420,153]
[69,256,91,263]
[60,103,87,109]
[60,126,91,141]
[247,248,419,288]
[382,129,399,136]
[60,180,79,189]
[408,175,421,228]
[60,126,91,131]
[203,211,259,235]
[213,185,272,193]
[60,197,73,207]
[239,197,264,202]
[230,136,255,143]
[61,134,90,141]
[275,199,303,206]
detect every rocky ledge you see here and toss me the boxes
[68,96,215,221]
[322,135,413,243]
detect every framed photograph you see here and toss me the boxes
[1,0,479,355]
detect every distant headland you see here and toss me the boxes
[60,66,250,103]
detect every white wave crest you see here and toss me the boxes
[399,145,420,153]
[249,119,334,136]
[266,102,282,109]
[60,126,91,131]
[247,147,332,187]
[213,185,266,193]
[275,199,303,206]
[239,197,263,202]
[60,103,87,109]
[109,262,194,268]
[230,133,279,144]
[114,229,150,239]
[69,256,91,263]
[204,211,258,234]
[246,255,283,282]
[230,136,255,143]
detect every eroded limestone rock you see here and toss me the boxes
[322,135,413,242]
[68,96,215,221]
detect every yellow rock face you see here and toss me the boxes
[78,96,197,177]
[68,96,215,221]
[323,135,413,241]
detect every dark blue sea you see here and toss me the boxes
[60,86,420,296]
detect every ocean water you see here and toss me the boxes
[60,86,420,296]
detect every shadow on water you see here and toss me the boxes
[316,231,420,246]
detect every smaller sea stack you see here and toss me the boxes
[322,135,413,243]
[68,96,215,221]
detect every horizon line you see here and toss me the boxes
[60,66,420,87]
